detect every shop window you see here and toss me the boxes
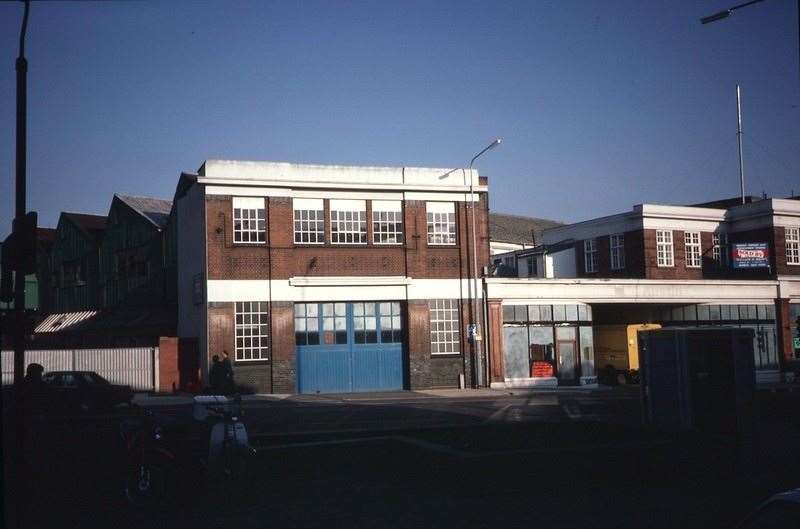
[757,305,775,321]
[233,197,266,244]
[683,306,697,321]
[294,303,320,345]
[684,232,701,268]
[656,230,674,267]
[529,326,555,374]
[293,198,325,244]
[539,305,553,322]
[514,305,528,322]
[235,301,269,361]
[708,305,721,321]
[330,199,367,245]
[426,202,456,246]
[579,326,595,378]
[610,234,625,270]
[720,305,733,321]
[552,304,566,321]
[697,305,711,321]
[565,305,578,321]
[502,305,516,323]
[671,306,684,321]
[528,305,540,322]
[429,299,460,355]
[372,201,404,245]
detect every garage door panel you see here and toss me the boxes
[297,347,351,394]
[352,346,403,392]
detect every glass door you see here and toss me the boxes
[555,326,578,383]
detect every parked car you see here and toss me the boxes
[736,488,800,528]
[41,371,133,412]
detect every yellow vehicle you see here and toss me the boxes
[594,323,662,372]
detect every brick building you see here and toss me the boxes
[486,199,800,388]
[174,160,490,394]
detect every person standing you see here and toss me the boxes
[221,350,235,395]
[208,355,223,393]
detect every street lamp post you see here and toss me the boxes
[467,138,501,388]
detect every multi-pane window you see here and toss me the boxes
[322,303,348,344]
[353,302,378,343]
[684,231,701,268]
[787,227,800,265]
[379,302,403,343]
[656,230,674,267]
[234,301,269,361]
[429,299,460,355]
[372,200,404,244]
[233,197,266,243]
[712,233,729,266]
[426,202,457,245]
[294,303,320,345]
[330,199,367,244]
[610,234,625,270]
[525,256,537,277]
[584,239,597,273]
[293,198,325,244]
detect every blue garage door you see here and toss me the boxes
[295,301,404,393]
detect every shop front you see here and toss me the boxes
[498,303,596,388]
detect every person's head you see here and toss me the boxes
[25,363,44,381]
[212,355,220,363]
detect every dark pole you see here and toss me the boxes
[13,2,30,528]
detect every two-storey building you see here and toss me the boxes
[485,198,800,388]
[175,160,491,394]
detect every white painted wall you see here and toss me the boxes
[551,247,577,278]
[199,160,484,192]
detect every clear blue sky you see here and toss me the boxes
[1,0,798,235]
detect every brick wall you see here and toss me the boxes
[158,336,179,392]
[205,194,489,281]
[270,302,296,394]
[406,299,470,389]
[575,230,646,279]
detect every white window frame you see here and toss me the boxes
[372,200,404,245]
[684,231,702,268]
[429,299,460,355]
[235,301,269,361]
[584,239,597,273]
[426,202,457,246]
[787,227,800,265]
[232,197,266,244]
[610,234,625,270]
[712,232,729,266]
[656,230,674,267]
[293,198,325,245]
[330,199,367,245]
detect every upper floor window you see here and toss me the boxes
[426,202,456,245]
[233,197,266,244]
[372,200,404,245]
[293,198,325,244]
[330,199,367,244]
[525,256,537,277]
[656,230,674,267]
[787,227,800,265]
[584,239,597,273]
[684,232,701,268]
[712,233,729,266]
[610,234,625,270]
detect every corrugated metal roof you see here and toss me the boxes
[489,212,564,246]
[115,194,173,229]
[35,311,98,333]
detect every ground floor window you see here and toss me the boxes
[234,301,269,361]
[659,304,780,370]
[790,304,800,360]
[429,299,461,355]
[501,304,594,381]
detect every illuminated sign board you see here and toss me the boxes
[732,243,770,269]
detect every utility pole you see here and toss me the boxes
[736,84,745,204]
[13,2,31,528]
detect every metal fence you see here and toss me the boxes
[1,347,158,391]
